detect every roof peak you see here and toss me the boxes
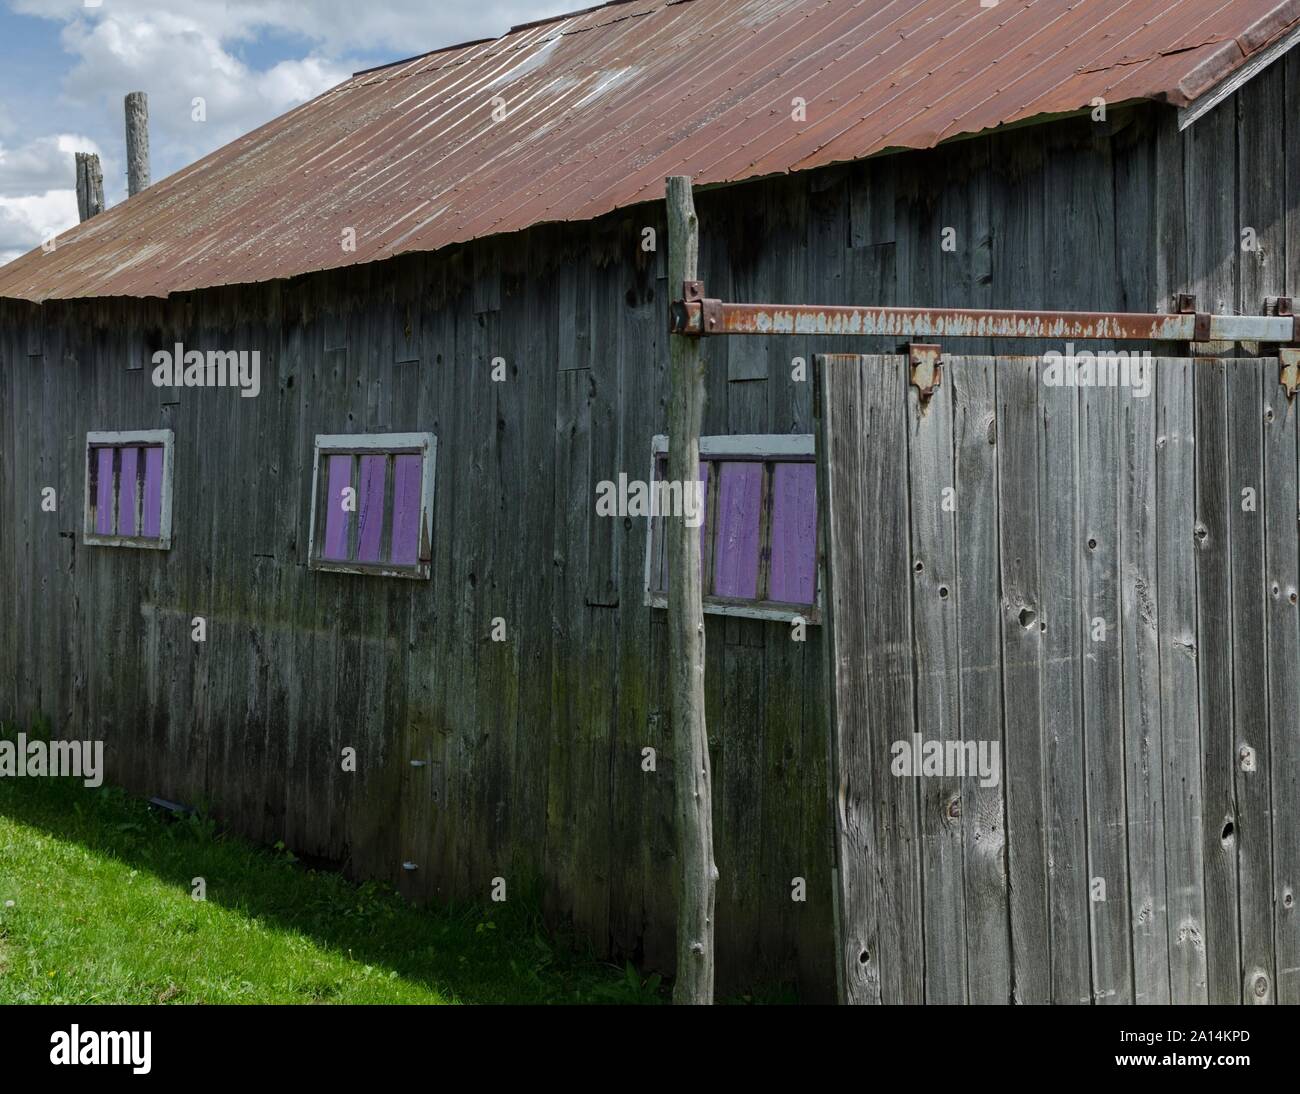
[351,0,682,79]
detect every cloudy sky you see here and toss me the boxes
[0,0,569,263]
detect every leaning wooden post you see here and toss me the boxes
[74,152,104,222]
[666,174,717,1004]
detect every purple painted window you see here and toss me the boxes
[94,447,115,535]
[713,462,763,599]
[650,438,817,610]
[356,454,386,563]
[323,454,352,561]
[143,447,164,538]
[768,462,818,604]
[117,447,139,536]
[88,441,166,542]
[651,458,708,592]
[313,437,433,575]
[390,454,424,566]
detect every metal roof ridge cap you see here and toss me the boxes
[350,0,684,80]
[1238,0,1300,51]
[1175,38,1247,103]
[351,40,498,78]
[1176,0,1300,103]
[509,0,667,34]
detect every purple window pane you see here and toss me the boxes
[323,454,352,561]
[712,462,762,599]
[94,447,115,535]
[698,461,710,567]
[390,454,423,566]
[118,447,139,536]
[356,454,386,563]
[768,462,817,604]
[653,459,708,593]
[142,447,164,538]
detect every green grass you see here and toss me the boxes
[0,772,666,1005]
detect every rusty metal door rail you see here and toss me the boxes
[668,281,1299,344]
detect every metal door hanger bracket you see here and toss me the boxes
[673,279,722,334]
[908,343,942,398]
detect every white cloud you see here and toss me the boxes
[52,11,355,196]
[0,189,79,262]
[0,133,105,197]
[13,1,569,55]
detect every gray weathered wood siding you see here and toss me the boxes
[819,353,1300,1005]
[2,62,1299,1000]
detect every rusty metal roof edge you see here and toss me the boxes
[1176,0,1300,103]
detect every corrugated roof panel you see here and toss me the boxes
[3,0,1297,300]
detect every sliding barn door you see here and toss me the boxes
[816,353,1300,1006]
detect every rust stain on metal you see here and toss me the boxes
[1281,348,1300,399]
[3,0,1298,301]
[674,299,1300,344]
[908,344,942,400]
[675,301,1206,341]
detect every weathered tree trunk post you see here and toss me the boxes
[125,91,150,197]
[665,174,717,1004]
[74,152,104,222]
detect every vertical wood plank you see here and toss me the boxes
[1038,357,1090,1004]
[816,352,882,1005]
[1229,359,1274,1003]
[996,356,1050,1002]
[1268,363,1300,1004]
[1194,357,1242,1003]
[862,354,923,1003]
[1156,356,1208,1004]
[950,355,1012,1003]
[906,363,967,1004]
[1080,375,1133,1003]
[1118,351,1171,1003]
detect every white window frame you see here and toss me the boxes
[644,433,821,624]
[83,429,175,550]
[308,431,436,580]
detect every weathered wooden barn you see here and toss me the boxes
[3,0,1300,1003]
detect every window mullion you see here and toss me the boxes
[702,459,720,598]
[346,455,361,562]
[756,460,774,603]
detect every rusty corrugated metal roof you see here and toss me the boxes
[4,0,1298,301]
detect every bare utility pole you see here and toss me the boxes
[74,152,104,222]
[665,174,717,1005]
[125,91,150,197]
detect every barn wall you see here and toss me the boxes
[2,59,1298,1000]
